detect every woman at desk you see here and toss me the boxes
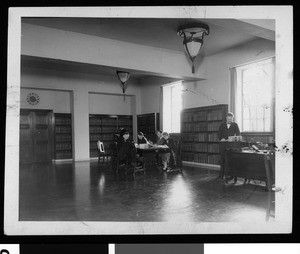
[217,112,240,180]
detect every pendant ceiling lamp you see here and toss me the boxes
[116,70,130,94]
[177,22,209,73]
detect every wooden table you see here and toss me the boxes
[225,149,274,191]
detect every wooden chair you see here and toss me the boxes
[97,140,109,164]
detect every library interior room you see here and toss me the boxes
[15,16,290,224]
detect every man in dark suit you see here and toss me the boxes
[218,112,240,179]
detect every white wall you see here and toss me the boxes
[182,38,275,109]
[21,66,141,160]
[89,93,133,115]
[140,38,275,115]
[21,88,71,113]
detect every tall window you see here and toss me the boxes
[232,57,275,132]
[162,81,183,133]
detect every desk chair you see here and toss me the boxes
[97,140,109,164]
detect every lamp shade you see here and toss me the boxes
[116,71,130,84]
[177,22,209,73]
[183,37,203,59]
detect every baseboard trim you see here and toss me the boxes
[182,161,220,170]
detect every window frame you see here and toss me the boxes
[162,80,183,134]
[234,57,275,134]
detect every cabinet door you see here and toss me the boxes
[32,111,52,163]
[20,110,53,163]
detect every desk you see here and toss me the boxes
[225,150,274,191]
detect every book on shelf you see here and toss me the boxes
[208,133,219,142]
[207,154,220,165]
[55,126,71,133]
[207,122,222,131]
[208,143,220,153]
[194,153,208,163]
[193,111,207,121]
[55,117,72,125]
[194,143,208,152]
[207,110,223,121]
[194,133,207,142]
[194,122,207,131]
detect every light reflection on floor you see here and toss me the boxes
[19,161,275,222]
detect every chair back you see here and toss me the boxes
[97,140,105,153]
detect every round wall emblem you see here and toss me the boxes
[26,93,40,105]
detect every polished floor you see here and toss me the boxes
[19,161,275,222]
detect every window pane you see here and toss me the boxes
[250,119,256,131]
[257,119,264,131]
[264,118,271,132]
[243,119,250,132]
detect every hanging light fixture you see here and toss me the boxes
[177,22,209,73]
[116,70,130,94]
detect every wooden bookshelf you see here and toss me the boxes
[137,113,160,143]
[181,104,228,166]
[54,113,73,159]
[89,114,133,158]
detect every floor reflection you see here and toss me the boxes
[19,161,275,222]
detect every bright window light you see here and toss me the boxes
[163,81,183,133]
[235,57,275,132]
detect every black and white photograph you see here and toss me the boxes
[4,6,293,235]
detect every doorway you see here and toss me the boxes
[19,109,53,163]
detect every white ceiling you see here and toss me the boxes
[21,17,275,79]
[22,17,274,56]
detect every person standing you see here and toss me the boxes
[217,112,240,180]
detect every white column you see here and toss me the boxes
[72,88,90,161]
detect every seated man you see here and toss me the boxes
[117,129,137,172]
[136,131,148,168]
[157,132,176,171]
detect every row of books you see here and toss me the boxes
[89,118,102,125]
[194,122,207,131]
[207,154,220,165]
[194,153,208,163]
[55,143,72,150]
[208,133,219,142]
[138,116,155,125]
[89,126,102,133]
[194,143,208,152]
[182,152,194,161]
[181,123,194,132]
[207,110,223,121]
[194,133,208,142]
[182,143,194,151]
[208,143,220,153]
[55,134,72,142]
[55,118,72,125]
[101,118,118,125]
[182,123,222,133]
[56,152,72,159]
[193,111,207,121]
[181,133,194,142]
[207,122,222,131]
[181,113,193,122]
[55,126,71,133]
[182,133,220,142]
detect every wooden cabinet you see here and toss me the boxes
[137,113,160,143]
[54,113,73,160]
[89,114,133,157]
[181,104,228,166]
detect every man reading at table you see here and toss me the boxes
[217,112,240,180]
